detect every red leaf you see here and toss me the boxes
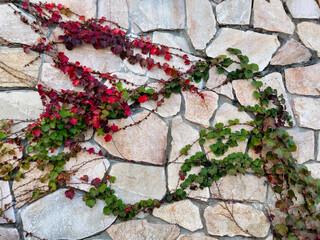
[91,178,101,188]
[22,1,28,9]
[80,175,89,182]
[124,108,131,116]
[138,95,148,103]
[65,189,75,200]
[104,134,112,142]
[164,52,172,61]
[110,124,119,132]
[73,79,80,86]
[88,148,94,154]
[32,128,41,138]
[70,117,78,126]
[79,15,86,21]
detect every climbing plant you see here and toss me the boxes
[0,1,320,239]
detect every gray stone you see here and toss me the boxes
[21,188,116,240]
[297,22,320,57]
[183,91,219,127]
[285,63,320,96]
[0,227,19,240]
[271,39,311,65]
[177,234,217,240]
[128,0,185,32]
[0,4,40,45]
[152,32,192,53]
[186,0,216,50]
[106,219,180,240]
[292,97,320,130]
[305,163,320,179]
[253,0,295,34]
[0,181,15,223]
[206,28,280,71]
[216,0,252,25]
[0,47,40,87]
[286,129,315,164]
[94,111,168,165]
[204,203,270,237]
[98,0,129,29]
[318,132,320,161]
[153,200,203,232]
[210,174,267,202]
[0,91,43,120]
[286,0,320,19]
[109,162,166,204]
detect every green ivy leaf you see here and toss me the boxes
[86,198,96,208]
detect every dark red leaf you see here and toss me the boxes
[65,189,75,200]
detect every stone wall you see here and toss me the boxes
[0,0,319,239]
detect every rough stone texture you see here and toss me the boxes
[206,28,280,71]
[285,63,320,96]
[292,97,320,130]
[98,0,129,29]
[204,203,270,237]
[64,142,110,192]
[0,4,40,45]
[168,116,210,201]
[0,181,15,223]
[109,162,166,204]
[318,132,320,161]
[253,0,295,34]
[104,72,148,90]
[141,93,181,117]
[206,67,233,99]
[0,91,43,120]
[271,39,312,65]
[153,200,203,232]
[183,91,219,127]
[216,0,252,25]
[0,47,40,87]
[95,111,167,165]
[305,163,320,179]
[286,0,320,19]
[177,234,217,240]
[106,220,180,240]
[0,227,19,240]
[186,0,216,50]
[0,143,22,169]
[286,129,315,164]
[297,22,320,57]
[152,32,191,53]
[210,174,267,202]
[128,0,185,32]
[21,188,116,240]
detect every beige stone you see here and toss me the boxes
[152,32,191,53]
[186,0,216,50]
[183,91,219,127]
[206,67,233,99]
[109,162,166,204]
[206,28,280,71]
[216,0,252,25]
[297,22,320,57]
[318,132,320,161]
[95,111,168,165]
[107,220,180,240]
[305,163,320,179]
[153,200,203,232]
[204,203,270,237]
[286,129,314,164]
[98,0,129,29]
[286,0,320,19]
[0,4,40,45]
[254,0,295,34]
[0,91,43,120]
[104,72,148,90]
[128,0,185,32]
[0,227,19,240]
[210,174,267,202]
[271,39,311,65]
[0,47,40,87]
[0,181,15,223]
[292,97,320,130]
[177,234,217,240]
[0,143,22,170]
[141,93,181,117]
[232,80,258,107]
[285,63,320,96]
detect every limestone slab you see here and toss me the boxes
[104,72,148,90]
[0,227,19,240]
[318,132,320,161]
[106,219,180,240]
[285,63,320,96]
[216,0,252,25]
[0,91,43,120]
[297,22,320,57]
[21,188,116,240]
[286,0,320,19]
[94,111,168,165]
[177,234,217,240]
[305,163,320,179]
[204,203,270,237]
[271,39,311,65]
[153,200,203,232]
[292,97,320,130]
[206,67,233,99]
[98,0,129,29]
[210,174,267,202]
[206,28,280,71]
[186,0,216,50]
[109,162,166,204]
[0,4,40,45]
[0,181,15,223]
[152,31,192,53]
[254,0,295,34]
[183,91,219,127]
